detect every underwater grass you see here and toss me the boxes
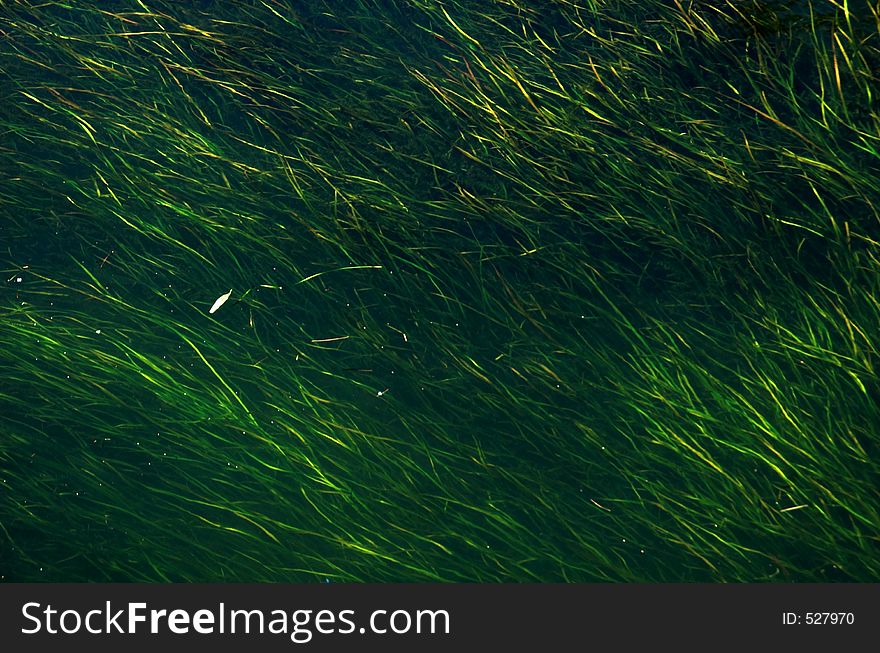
[0,0,878,582]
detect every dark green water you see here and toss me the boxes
[1,0,878,582]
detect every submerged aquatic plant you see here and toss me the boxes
[0,0,877,582]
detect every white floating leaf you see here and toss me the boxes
[209,289,233,314]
